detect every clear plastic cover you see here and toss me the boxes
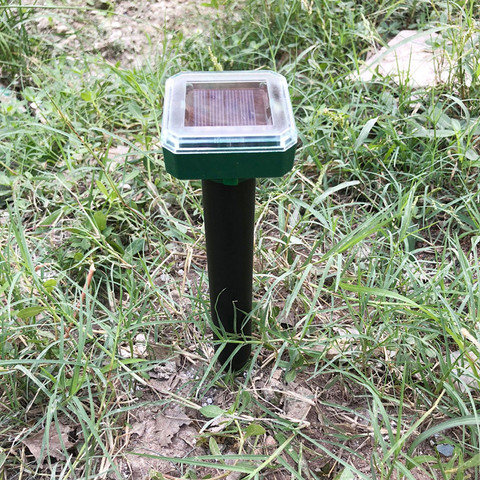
[161,71,297,154]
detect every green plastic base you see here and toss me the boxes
[162,145,296,184]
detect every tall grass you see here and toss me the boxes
[1,0,480,478]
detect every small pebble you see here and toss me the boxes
[265,435,277,447]
[436,444,455,457]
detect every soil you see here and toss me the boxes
[35,0,222,67]
[109,352,445,480]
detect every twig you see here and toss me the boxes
[74,262,96,320]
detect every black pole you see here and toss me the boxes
[202,178,255,370]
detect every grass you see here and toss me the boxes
[1,0,480,478]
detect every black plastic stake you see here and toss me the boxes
[202,178,255,370]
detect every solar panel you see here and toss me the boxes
[184,82,272,127]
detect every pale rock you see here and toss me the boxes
[352,30,469,88]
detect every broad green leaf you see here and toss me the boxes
[460,453,480,471]
[411,128,455,138]
[95,180,111,198]
[0,174,12,186]
[354,117,378,151]
[335,467,355,480]
[209,436,221,456]
[466,148,480,161]
[38,209,63,227]
[245,423,266,437]
[81,90,93,102]
[43,279,57,293]
[93,211,107,231]
[202,0,219,7]
[17,306,46,319]
[107,238,124,254]
[284,368,297,383]
[102,227,113,237]
[80,238,91,250]
[200,405,224,418]
[126,238,145,256]
[450,118,462,134]
[128,102,144,121]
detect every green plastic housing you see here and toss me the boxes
[162,146,296,184]
[161,71,297,183]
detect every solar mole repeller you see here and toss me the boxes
[161,70,297,371]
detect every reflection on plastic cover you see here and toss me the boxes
[184,82,272,127]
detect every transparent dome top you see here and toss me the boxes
[161,71,297,154]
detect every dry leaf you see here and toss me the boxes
[122,404,197,480]
[107,145,130,159]
[203,415,231,434]
[265,435,277,447]
[155,412,191,447]
[22,423,74,462]
[129,405,191,448]
[283,386,315,422]
[118,334,148,359]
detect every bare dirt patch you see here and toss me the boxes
[109,343,451,480]
[36,0,221,67]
